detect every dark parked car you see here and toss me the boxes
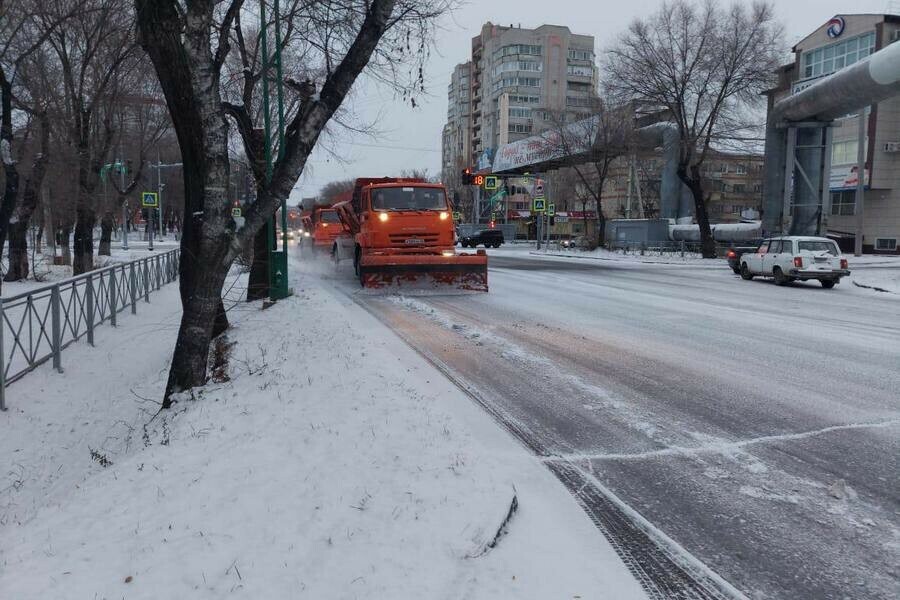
[460,228,504,248]
[726,239,764,274]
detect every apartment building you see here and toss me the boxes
[442,22,597,209]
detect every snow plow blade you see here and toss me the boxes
[359,252,488,292]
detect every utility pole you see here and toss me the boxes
[157,147,163,239]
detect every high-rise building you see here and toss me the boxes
[442,23,597,205]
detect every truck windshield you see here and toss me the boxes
[319,210,340,223]
[371,187,447,211]
[798,241,838,255]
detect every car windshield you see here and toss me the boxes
[798,241,838,255]
[319,210,340,223]
[371,186,447,211]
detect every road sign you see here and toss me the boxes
[452,211,461,221]
[232,207,242,218]
[483,175,499,190]
[547,203,556,217]
[532,197,546,213]
[141,192,158,208]
[535,181,544,195]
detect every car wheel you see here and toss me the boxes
[493,242,501,248]
[773,267,790,286]
[820,279,836,289]
[740,263,754,280]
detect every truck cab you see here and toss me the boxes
[352,180,454,254]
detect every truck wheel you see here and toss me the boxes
[820,279,836,289]
[354,246,361,279]
[773,267,790,286]
[740,263,754,280]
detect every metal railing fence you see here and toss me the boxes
[0,249,180,410]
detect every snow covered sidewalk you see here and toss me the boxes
[0,262,646,599]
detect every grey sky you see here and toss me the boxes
[290,0,896,204]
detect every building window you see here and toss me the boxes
[567,65,593,77]
[735,163,747,174]
[831,190,856,215]
[496,44,542,58]
[567,81,592,92]
[875,238,898,251]
[803,32,875,80]
[509,123,533,134]
[732,183,746,194]
[493,77,541,91]
[508,107,531,118]
[565,96,590,107]
[832,139,862,165]
[492,60,542,76]
[567,49,593,61]
[507,94,540,104]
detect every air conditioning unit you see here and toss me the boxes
[884,142,900,153]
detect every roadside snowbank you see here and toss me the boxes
[0,258,645,599]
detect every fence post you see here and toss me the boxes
[51,284,63,373]
[86,275,95,346]
[109,268,118,327]
[680,240,685,258]
[0,301,6,411]
[144,259,151,303]
[130,263,137,314]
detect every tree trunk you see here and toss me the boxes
[684,165,716,258]
[0,73,20,295]
[247,226,269,301]
[35,223,43,254]
[72,207,95,274]
[60,226,72,265]
[98,212,113,256]
[4,221,29,281]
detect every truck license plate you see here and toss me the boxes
[405,238,424,244]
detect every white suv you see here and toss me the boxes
[739,236,850,288]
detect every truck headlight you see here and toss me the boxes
[439,211,449,220]
[379,212,389,222]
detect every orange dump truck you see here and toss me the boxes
[309,206,346,251]
[333,177,487,291]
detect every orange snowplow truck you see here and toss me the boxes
[333,178,488,291]
[308,206,346,251]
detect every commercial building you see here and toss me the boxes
[601,152,764,224]
[765,13,900,253]
[441,22,597,215]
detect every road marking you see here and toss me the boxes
[544,418,900,463]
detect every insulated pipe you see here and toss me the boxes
[773,40,900,122]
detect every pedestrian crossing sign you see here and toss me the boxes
[141,192,158,208]
[532,197,546,213]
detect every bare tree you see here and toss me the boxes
[135,0,454,405]
[0,1,79,290]
[319,178,355,205]
[33,0,141,274]
[544,100,632,246]
[605,0,782,257]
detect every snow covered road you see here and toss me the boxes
[330,248,900,600]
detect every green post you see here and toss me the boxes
[259,0,290,300]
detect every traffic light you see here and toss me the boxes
[461,168,473,185]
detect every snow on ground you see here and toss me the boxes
[0,256,646,599]
[491,244,900,295]
[1,237,181,299]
